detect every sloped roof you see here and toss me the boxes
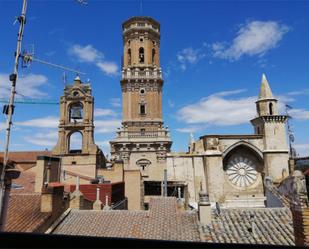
[201,208,294,245]
[5,194,51,232]
[52,197,200,242]
[11,169,36,193]
[0,151,51,163]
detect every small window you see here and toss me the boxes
[152,48,156,64]
[139,47,144,63]
[127,49,131,65]
[72,161,76,165]
[140,88,145,94]
[269,103,273,115]
[140,104,146,115]
[140,38,144,42]
[141,128,145,136]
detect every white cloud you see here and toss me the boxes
[96,61,118,76]
[15,116,58,128]
[293,144,309,157]
[95,119,121,134]
[24,130,58,147]
[177,90,256,126]
[177,47,206,70]
[289,109,309,120]
[68,44,118,76]
[176,126,205,133]
[212,21,289,61]
[69,44,103,63]
[110,98,121,108]
[0,73,48,98]
[94,108,117,117]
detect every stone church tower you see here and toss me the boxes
[251,74,289,183]
[110,17,172,181]
[52,76,104,183]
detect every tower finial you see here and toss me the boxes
[259,73,274,100]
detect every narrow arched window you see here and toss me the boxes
[152,48,156,64]
[128,49,131,65]
[69,132,83,154]
[139,47,144,63]
[269,103,273,115]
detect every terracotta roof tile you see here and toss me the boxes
[5,194,51,232]
[52,197,200,242]
[11,170,36,193]
[0,151,51,163]
[201,208,294,245]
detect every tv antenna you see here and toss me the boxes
[21,48,85,76]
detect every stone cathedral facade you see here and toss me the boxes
[47,16,291,210]
[110,17,172,182]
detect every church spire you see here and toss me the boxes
[258,73,274,100]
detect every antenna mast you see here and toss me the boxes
[0,0,27,231]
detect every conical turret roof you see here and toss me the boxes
[258,73,275,100]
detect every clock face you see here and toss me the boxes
[226,156,258,187]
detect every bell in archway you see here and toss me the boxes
[70,106,83,120]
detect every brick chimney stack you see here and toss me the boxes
[289,170,309,246]
[40,183,65,214]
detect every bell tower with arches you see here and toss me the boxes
[110,16,172,187]
[52,76,104,183]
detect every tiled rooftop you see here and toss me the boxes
[11,169,36,193]
[52,197,201,242]
[6,194,51,232]
[201,208,294,245]
[0,151,51,163]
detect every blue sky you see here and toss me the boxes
[1,0,309,156]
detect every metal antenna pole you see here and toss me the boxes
[0,0,27,230]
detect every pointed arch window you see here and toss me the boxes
[139,47,144,63]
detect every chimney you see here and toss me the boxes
[198,190,212,226]
[93,187,102,210]
[103,195,111,210]
[289,171,309,246]
[69,176,85,210]
[41,183,65,214]
[176,187,184,211]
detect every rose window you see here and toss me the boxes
[226,156,258,187]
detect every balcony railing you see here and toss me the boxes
[122,68,162,80]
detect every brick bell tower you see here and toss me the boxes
[110,16,172,181]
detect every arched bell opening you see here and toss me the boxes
[69,102,84,123]
[68,131,83,154]
[223,144,264,188]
